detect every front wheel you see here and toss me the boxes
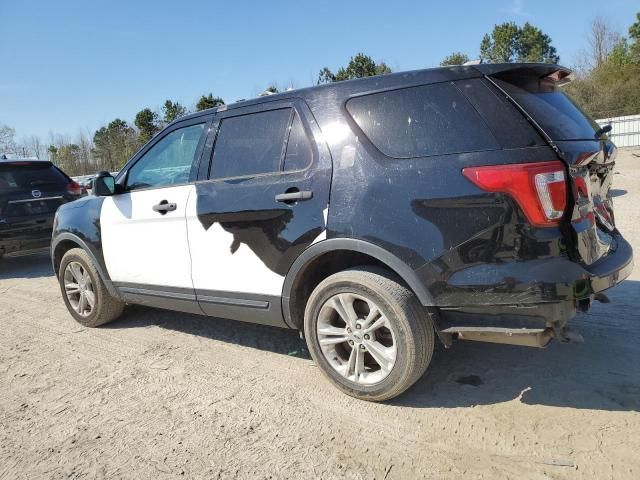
[59,248,125,327]
[304,267,435,402]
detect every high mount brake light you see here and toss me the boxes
[544,69,571,84]
[462,161,567,227]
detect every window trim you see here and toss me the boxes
[203,100,317,183]
[281,110,315,173]
[342,80,501,160]
[116,116,212,193]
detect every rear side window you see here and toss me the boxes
[211,109,292,179]
[455,78,545,148]
[0,163,68,191]
[346,83,499,158]
[493,73,599,141]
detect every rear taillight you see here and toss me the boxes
[462,161,567,227]
[66,181,83,196]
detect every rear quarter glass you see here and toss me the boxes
[455,78,546,148]
[345,82,499,158]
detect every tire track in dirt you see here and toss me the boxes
[2,278,638,479]
[1,150,639,479]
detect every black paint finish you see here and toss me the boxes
[51,63,633,335]
[113,282,286,327]
[193,98,332,277]
[114,282,203,315]
[293,64,632,313]
[50,195,119,295]
[196,289,284,327]
[1,161,81,256]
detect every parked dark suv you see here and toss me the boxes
[0,159,82,258]
[51,63,633,401]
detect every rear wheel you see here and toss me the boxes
[304,267,434,402]
[59,248,124,327]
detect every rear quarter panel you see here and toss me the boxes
[304,86,574,307]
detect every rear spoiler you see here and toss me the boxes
[472,63,572,85]
[475,63,573,158]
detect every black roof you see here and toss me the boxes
[174,63,570,124]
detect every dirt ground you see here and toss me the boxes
[1,150,639,480]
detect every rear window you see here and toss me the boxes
[0,163,68,191]
[493,73,600,141]
[346,83,499,158]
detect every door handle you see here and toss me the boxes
[275,190,313,203]
[152,200,177,214]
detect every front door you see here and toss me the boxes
[186,100,332,326]
[101,120,208,299]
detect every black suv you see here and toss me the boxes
[0,159,82,258]
[51,63,633,401]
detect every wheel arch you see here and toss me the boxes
[51,233,120,299]
[281,238,434,329]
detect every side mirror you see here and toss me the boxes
[93,171,116,196]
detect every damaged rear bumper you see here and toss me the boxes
[586,233,634,294]
[432,233,633,347]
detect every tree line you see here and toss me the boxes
[438,14,640,119]
[1,11,639,176]
[564,13,640,119]
[1,93,225,176]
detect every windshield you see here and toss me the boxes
[493,74,600,141]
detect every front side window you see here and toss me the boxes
[127,123,204,190]
[346,83,499,158]
[210,109,292,179]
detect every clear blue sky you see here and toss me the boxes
[1,0,638,141]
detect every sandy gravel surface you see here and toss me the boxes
[0,150,639,479]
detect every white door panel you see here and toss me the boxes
[186,193,285,296]
[101,185,194,288]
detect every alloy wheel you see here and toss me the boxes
[316,292,397,385]
[63,261,95,317]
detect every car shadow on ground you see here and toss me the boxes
[5,252,637,412]
[109,281,640,413]
[393,280,640,412]
[107,305,310,359]
[0,250,53,280]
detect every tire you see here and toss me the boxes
[304,267,435,402]
[58,248,124,327]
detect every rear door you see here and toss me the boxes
[101,119,208,297]
[488,69,617,265]
[186,99,332,325]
